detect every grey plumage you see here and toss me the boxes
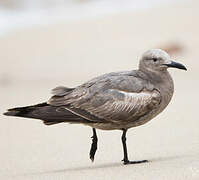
[4,49,187,164]
[4,49,187,129]
[51,86,75,96]
[48,70,163,130]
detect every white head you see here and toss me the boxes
[139,49,187,72]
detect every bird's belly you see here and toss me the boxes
[85,109,159,130]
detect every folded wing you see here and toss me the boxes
[49,87,161,123]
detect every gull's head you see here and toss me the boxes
[139,49,187,72]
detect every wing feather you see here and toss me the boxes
[67,89,161,123]
[48,71,161,123]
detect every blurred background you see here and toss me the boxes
[0,0,192,85]
[0,0,199,180]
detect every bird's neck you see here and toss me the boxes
[140,68,172,83]
[140,68,174,96]
[158,71,174,94]
[139,69,174,114]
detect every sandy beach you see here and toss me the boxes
[0,0,199,179]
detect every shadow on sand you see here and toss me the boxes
[20,162,122,177]
[19,153,194,177]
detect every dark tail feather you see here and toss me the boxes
[4,103,47,117]
[4,102,87,125]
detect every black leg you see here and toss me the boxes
[89,128,98,162]
[121,129,148,165]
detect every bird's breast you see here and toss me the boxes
[158,73,174,113]
[125,73,174,129]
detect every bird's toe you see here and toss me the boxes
[123,159,148,165]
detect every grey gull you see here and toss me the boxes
[4,49,187,165]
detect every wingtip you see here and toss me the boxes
[3,112,8,116]
[3,110,18,116]
[3,107,21,116]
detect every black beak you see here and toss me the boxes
[164,61,187,71]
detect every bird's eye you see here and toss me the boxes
[152,58,158,62]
